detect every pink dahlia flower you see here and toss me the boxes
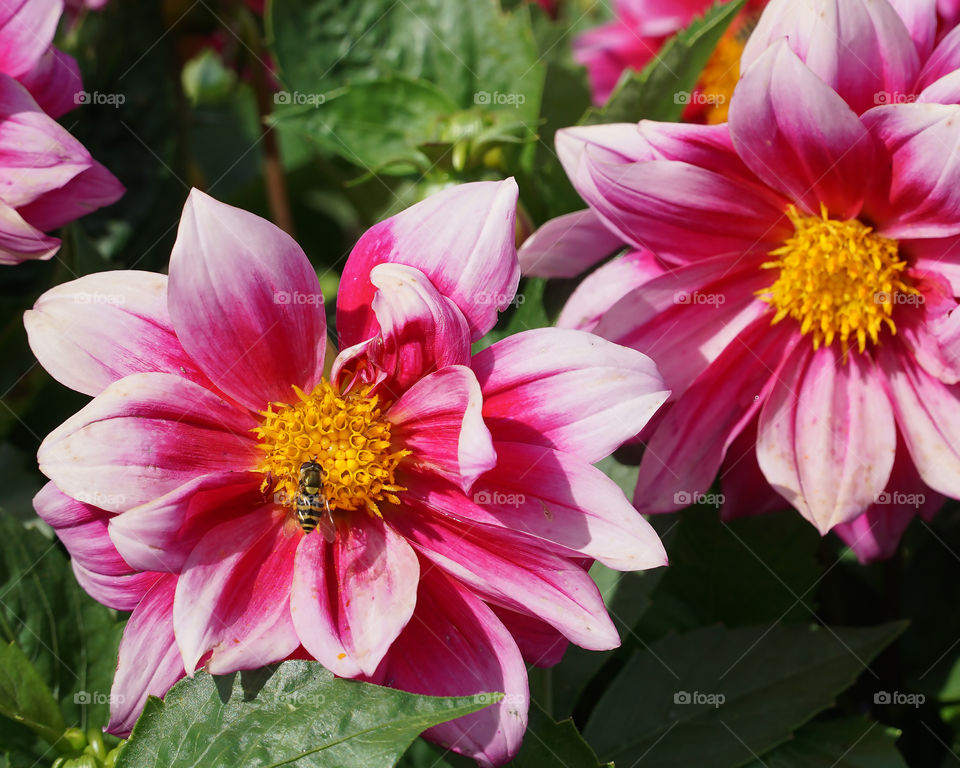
[574,0,767,110]
[524,41,960,564]
[0,75,124,264]
[2,0,84,118]
[27,181,669,765]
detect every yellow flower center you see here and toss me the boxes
[253,380,409,520]
[759,204,919,355]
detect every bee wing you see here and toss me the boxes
[317,510,336,543]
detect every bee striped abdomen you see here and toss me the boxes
[295,494,327,532]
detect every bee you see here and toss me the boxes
[295,459,336,542]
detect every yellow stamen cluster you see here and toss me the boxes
[759,204,918,355]
[254,380,409,519]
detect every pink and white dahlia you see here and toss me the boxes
[27,181,669,765]
[524,41,960,563]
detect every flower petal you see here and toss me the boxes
[109,472,263,574]
[338,179,519,346]
[15,47,82,119]
[18,159,124,232]
[168,189,326,412]
[757,345,897,534]
[106,573,184,738]
[472,327,669,464]
[38,372,260,513]
[731,41,879,219]
[291,515,419,678]
[0,0,62,78]
[25,271,208,397]
[741,0,920,115]
[375,566,528,768]
[518,208,625,278]
[387,365,494,494]
[0,197,58,264]
[634,317,800,514]
[72,563,163,612]
[490,605,568,668]
[403,440,667,571]
[173,507,299,675]
[556,249,667,332]
[879,342,960,498]
[390,504,619,650]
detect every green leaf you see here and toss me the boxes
[581,0,746,125]
[584,622,905,768]
[643,508,823,633]
[745,718,907,768]
[0,642,64,745]
[0,513,123,732]
[115,661,500,768]
[268,0,543,126]
[279,77,459,175]
[509,703,608,767]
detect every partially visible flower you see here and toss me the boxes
[574,0,766,113]
[27,181,669,765]
[525,42,960,562]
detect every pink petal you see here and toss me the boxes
[906,236,960,293]
[491,605,568,668]
[168,189,326,412]
[38,372,260,513]
[833,438,944,563]
[889,0,939,59]
[109,472,264,574]
[33,482,130,576]
[573,21,660,105]
[863,103,960,239]
[387,365,494,493]
[879,342,960,498]
[402,441,667,571]
[556,249,667,332]
[291,514,419,677]
[757,346,897,534]
[72,563,163,611]
[338,179,519,346]
[918,24,960,89]
[107,574,185,737]
[19,159,124,231]
[0,0,62,79]
[634,317,800,514]
[741,0,920,115]
[391,504,619,650]
[473,327,669,464]
[593,256,773,397]
[518,208,624,279]
[24,271,208,397]
[897,270,960,384]
[173,507,300,675]
[730,41,879,220]
[0,197,58,263]
[719,420,789,521]
[361,262,471,397]
[15,47,82,119]
[375,567,528,768]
